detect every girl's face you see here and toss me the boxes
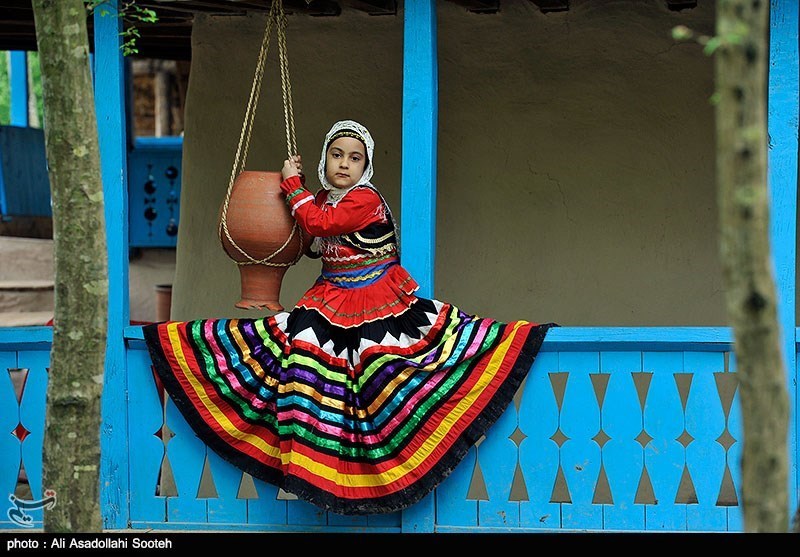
[325,137,367,190]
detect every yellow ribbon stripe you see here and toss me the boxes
[166,322,283,460]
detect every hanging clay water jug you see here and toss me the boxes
[218,170,309,311]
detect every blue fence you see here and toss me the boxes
[0,326,766,533]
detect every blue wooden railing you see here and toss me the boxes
[1,1,797,532]
[2,325,772,533]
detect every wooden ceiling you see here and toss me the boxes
[0,0,697,61]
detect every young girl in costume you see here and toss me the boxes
[144,120,554,515]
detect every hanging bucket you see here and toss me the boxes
[219,0,306,311]
[218,170,309,311]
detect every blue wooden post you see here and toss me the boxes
[9,51,29,127]
[768,0,799,517]
[400,0,437,533]
[400,0,438,300]
[93,0,131,529]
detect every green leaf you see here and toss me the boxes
[703,36,722,56]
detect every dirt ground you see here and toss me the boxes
[0,236,176,324]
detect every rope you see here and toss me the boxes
[277,10,297,157]
[218,0,304,267]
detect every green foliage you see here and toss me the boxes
[670,23,749,105]
[86,0,159,56]
[0,51,44,126]
[0,0,155,128]
[30,52,43,122]
[672,21,750,57]
[0,54,9,124]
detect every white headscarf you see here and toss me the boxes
[311,119,400,255]
[317,120,375,205]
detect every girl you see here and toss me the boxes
[144,120,554,515]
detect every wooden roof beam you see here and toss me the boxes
[286,0,341,17]
[665,1,698,10]
[527,0,569,13]
[343,1,397,16]
[448,1,500,14]
[147,0,267,14]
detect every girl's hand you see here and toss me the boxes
[281,154,303,180]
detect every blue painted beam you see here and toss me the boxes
[0,326,52,350]
[93,0,131,530]
[400,0,438,300]
[9,51,29,127]
[125,325,734,348]
[768,0,799,519]
[541,327,733,352]
[134,136,184,149]
[400,0,437,534]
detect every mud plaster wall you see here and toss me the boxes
[170,0,722,326]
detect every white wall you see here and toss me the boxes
[171,0,723,327]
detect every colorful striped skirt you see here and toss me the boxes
[143,297,553,515]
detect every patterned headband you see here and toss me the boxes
[327,130,367,149]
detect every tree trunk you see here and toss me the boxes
[715,0,789,532]
[31,0,107,532]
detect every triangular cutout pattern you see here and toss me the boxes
[631,372,653,413]
[634,465,656,505]
[716,464,739,506]
[673,373,693,411]
[549,464,571,503]
[675,464,698,504]
[466,447,489,501]
[277,488,298,501]
[548,372,569,412]
[714,371,740,420]
[14,461,32,501]
[592,463,613,504]
[196,455,218,499]
[237,473,259,500]
[590,373,610,410]
[8,368,29,405]
[509,461,529,502]
[157,454,178,497]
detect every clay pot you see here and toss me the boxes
[219,170,309,311]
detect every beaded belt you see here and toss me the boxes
[322,255,399,289]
